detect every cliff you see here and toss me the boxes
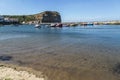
[3,11,61,23]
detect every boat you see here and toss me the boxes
[50,24,56,27]
[70,23,78,27]
[56,23,63,28]
[35,24,41,28]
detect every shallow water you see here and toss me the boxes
[0,25,120,80]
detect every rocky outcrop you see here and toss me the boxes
[34,11,61,23]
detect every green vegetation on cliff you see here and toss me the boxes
[3,11,61,23]
[3,15,35,22]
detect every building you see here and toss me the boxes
[0,16,4,22]
[4,17,19,22]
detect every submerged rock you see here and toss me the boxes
[112,63,120,75]
[0,55,12,61]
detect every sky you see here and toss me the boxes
[0,0,120,22]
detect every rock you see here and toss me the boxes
[0,55,12,61]
[113,63,120,74]
[34,11,61,23]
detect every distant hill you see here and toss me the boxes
[3,11,61,23]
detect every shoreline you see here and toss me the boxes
[0,63,47,80]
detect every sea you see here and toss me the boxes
[0,25,120,80]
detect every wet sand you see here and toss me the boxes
[0,25,120,80]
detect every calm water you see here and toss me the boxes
[0,25,120,48]
[0,25,120,80]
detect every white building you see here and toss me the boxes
[4,17,18,22]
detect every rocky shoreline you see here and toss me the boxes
[0,64,46,80]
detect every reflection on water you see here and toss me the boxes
[0,25,120,80]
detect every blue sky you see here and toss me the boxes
[0,0,120,22]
